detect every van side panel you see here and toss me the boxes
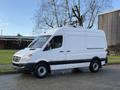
[85,32,107,50]
[50,31,107,70]
[65,32,86,60]
[85,32,107,59]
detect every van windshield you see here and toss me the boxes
[28,35,51,48]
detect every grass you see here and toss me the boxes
[0,50,17,73]
[0,50,120,73]
[108,55,120,59]
[0,65,15,73]
[0,50,17,64]
[108,55,120,64]
[0,50,120,65]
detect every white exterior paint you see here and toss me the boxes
[12,27,107,71]
[51,63,90,70]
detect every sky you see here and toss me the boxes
[0,0,120,36]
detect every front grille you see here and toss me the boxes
[13,56,21,62]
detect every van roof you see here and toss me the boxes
[40,27,104,36]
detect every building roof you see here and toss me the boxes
[98,9,120,15]
[0,35,35,41]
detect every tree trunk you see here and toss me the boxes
[52,0,59,27]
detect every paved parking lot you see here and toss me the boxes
[0,65,120,90]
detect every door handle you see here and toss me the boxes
[66,50,71,52]
[59,51,64,53]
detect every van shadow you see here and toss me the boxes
[19,68,107,79]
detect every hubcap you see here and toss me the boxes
[93,63,99,71]
[38,66,46,76]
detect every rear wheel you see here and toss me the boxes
[34,63,50,78]
[89,60,100,72]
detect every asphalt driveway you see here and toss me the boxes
[0,65,120,90]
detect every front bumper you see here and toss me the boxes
[12,63,36,72]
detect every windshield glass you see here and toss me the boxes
[28,35,51,48]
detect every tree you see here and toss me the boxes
[84,0,112,29]
[17,34,22,37]
[72,3,83,26]
[35,0,66,29]
[34,0,112,31]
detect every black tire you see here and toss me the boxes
[34,63,50,78]
[89,60,100,72]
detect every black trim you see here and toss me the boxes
[48,58,106,65]
[105,57,108,64]
[12,63,35,72]
[87,48,104,49]
[12,58,107,72]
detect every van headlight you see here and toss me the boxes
[21,54,32,61]
[13,56,21,62]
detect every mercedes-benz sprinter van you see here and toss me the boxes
[12,27,108,78]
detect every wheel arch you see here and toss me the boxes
[33,60,51,72]
[91,56,102,68]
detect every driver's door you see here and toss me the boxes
[43,35,66,62]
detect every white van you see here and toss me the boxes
[12,27,108,78]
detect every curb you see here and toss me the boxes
[107,63,120,65]
[0,71,20,75]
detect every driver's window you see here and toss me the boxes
[44,35,63,51]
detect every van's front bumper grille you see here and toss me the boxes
[13,56,21,62]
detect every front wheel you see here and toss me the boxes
[34,63,49,78]
[89,60,100,72]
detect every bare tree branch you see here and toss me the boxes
[52,0,59,27]
[44,17,54,28]
[34,0,112,32]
